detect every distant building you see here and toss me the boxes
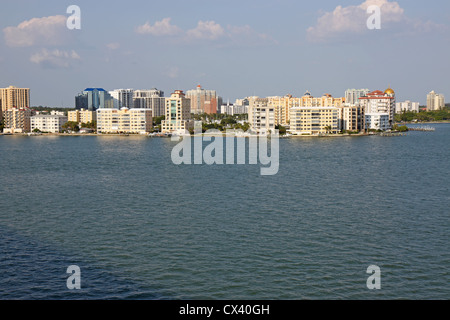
[161,90,193,133]
[75,88,113,111]
[109,89,135,109]
[396,100,420,113]
[3,107,32,133]
[0,86,30,120]
[427,91,445,111]
[186,85,222,114]
[30,114,68,133]
[97,108,152,134]
[345,89,370,106]
[219,102,248,115]
[68,109,97,124]
[133,89,165,117]
[289,106,340,135]
[359,87,396,130]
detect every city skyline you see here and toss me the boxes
[1,0,449,106]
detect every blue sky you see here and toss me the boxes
[0,0,449,106]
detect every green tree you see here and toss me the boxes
[62,121,80,132]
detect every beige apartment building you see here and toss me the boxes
[161,90,193,134]
[97,108,152,134]
[338,105,365,132]
[249,93,346,133]
[68,109,97,124]
[3,107,32,133]
[289,106,340,135]
[0,86,30,120]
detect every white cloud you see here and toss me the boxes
[3,15,69,47]
[30,49,81,68]
[186,21,225,40]
[307,0,405,42]
[135,18,182,36]
[136,18,275,46]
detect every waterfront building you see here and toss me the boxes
[161,90,193,134]
[339,105,365,132]
[395,100,420,113]
[68,109,97,124]
[133,89,165,117]
[248,97,275,133]
[109,89,135,109]
[289,106,340,135]
[186,85,222,114]
[248,92,346,133]
[3,107,32,133]
[345,89,370,106]
[30,114,68,133]
[75,88,114,111]
[97,108,152,134]
[0,86,30,120]
[359,87,396,130]
[426,91,445,111]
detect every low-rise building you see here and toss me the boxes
[68,109,97,124]
[97,108,152,134]
[3,107,31,133]
[30,114,68,133]
[289,106,340,135]
[339,105,365,132]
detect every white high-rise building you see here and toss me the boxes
[359,87,396,131]
[427,91,445,111]
[109,89,135,109]
[345,89,370,106]
[396,101,420,113]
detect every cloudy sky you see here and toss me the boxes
[0,0,449,107]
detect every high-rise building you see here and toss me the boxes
[3,107,32,133]
[186,85,222,114]
[75,88,113,111]
[427,91,445,111]
[0,86,30,120]
[345,89,370,106]
[359,87,396,130]
[161,90,193,133]
[133,89,165,117]
[97,108,152,134]
[396,101,420,113]
[30,114,68,133]
[248,97,275,133]
[109,89,135,109]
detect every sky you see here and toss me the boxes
[0,0,449,107]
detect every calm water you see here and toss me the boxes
[0,125,449,300]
